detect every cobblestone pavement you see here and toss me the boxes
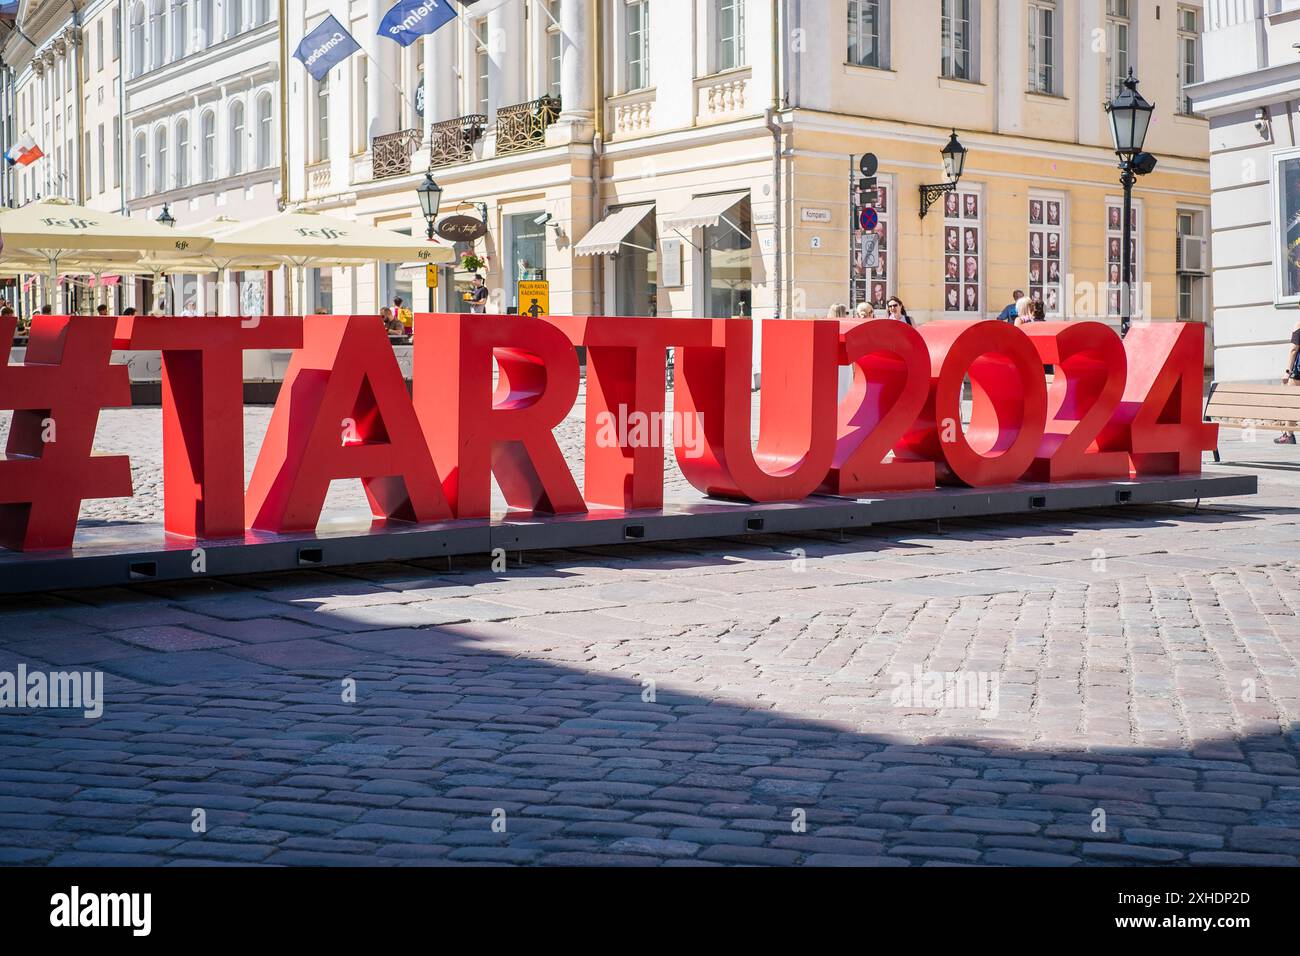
[0,407,1298,866]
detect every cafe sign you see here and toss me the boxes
[434,215,488,243]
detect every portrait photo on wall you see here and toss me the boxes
[1029,261,1043,284]
[1029,200,1043,225]
[945,284,960,311]
[964,194,979,219]
[1108,206,1121,230]
[946,226,960,252]
[1045,287,1060,311]
[964,285,979,311]
[871,282,887,307]
[1047,260,1060,283]
[964,256,979,282]
[1109,237,1121,262]
[1047,202,1061,226]
[946,255,960,279]
[1047,233,1060,258]
[1030,232,1043,258]
[964,228,978,253]
[945,192,960,218]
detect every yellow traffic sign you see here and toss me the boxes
[426,264,439,289]
[518,280,549,317]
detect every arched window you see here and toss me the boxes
[175,119,190,187]
[133,132,147,198]
[129,3,145,78]
[224,0,240,40]
[228,100,244,175]
[154,126,168,193]
[200,110,215,181]
[150,0,166,69]
[172,0,188,60]
[255,92,272,168]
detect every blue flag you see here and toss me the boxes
[378,0,458,47]
[294,15,362,82]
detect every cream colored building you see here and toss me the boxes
[286,0,1212,339]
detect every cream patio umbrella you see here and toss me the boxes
[0,198,214,308]
[203,209,454,314]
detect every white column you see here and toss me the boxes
[366,0,399,140]
[558,0,593,123]
[426,25,455,126]
[1077,0,1103,145]
[487,2,523,120]
[997,0,1025,134]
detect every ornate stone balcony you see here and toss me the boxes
[608,89,655,139]
[429,114,488,168]
[372,128,423,179]
[306,161,331,197]
[695,69,752,125]
[496,96,562,155]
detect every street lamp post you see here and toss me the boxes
[1105,69,1157,337]
[416,173,444,311]
[918,130,968,219]
[153,204,176,314]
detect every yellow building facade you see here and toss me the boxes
[282,0,1210,341]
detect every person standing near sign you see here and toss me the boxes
[466,275,489,314]
[393,296,413,331]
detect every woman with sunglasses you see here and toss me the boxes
[885,296,914,326]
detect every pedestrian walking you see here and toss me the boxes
[885,296,914,326]
[1278,320,1300,444]
[467,275,489,314]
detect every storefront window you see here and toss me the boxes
[508,213,547,311]
[615,213,658,316]
[703,197,751,318]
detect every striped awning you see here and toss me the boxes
[660,191,750,233]
[573,204,656,257]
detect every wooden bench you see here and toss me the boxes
[1204,381,1300,461]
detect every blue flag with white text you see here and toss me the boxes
[378,0,458,47]
[294,15,362,82]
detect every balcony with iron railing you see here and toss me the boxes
[496,95,562,155]
[372,128,423,179]
[429,114,488,168]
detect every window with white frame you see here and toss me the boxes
[1028,193,1065,316]
[172,0,188,60]
[1177,6,1202,115]
[847,0,888,70]
[97,124,106,194]
[200,109,215,180]
[851,174,892,311]
[546,1,562,97]
[625,0,650,91]
[715,0,745,72]
[1106,0,1131,99]
[129,4,144,78]
[315,76,329,162]
[150,0,165,69]
[229,100,244,175]
[175,118,189,187]
[132,132,146,198]
[225,0,240,40]
[941,0,975,81]
[942,186,982,314]
[199,0,213,48]
[113,115,121,187]
[256,93,272,168]
[154,126,167,193]
[1275,151,1300,304]
[1105,198,1142,319]
[1176,208,1207,321]
[474,19,489,114]
[95,20,104,72]
[1028,0,1058,94]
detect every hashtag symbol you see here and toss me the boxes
[0,315,133,551]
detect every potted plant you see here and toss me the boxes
[460,252,486,273]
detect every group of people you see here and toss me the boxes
[996,289,1047,325]
[827,296,915,325]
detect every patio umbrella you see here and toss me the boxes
[204,209,454,313]
[0,198,213,307]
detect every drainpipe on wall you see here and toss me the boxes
[277,0,289,210]
[590,0,604,317]
[117,0,126,216]
[766,0,783,321]
[72,2,84,204]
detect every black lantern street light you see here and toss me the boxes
[153,204,176,315]
[417,173,443,240]
[918,130,968,219]
[1106,69,1158,336]
[155,203,175,227]
[416,173,444,311]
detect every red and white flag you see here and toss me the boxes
[5,133,44,166]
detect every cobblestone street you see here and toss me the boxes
[0,407,1298,866]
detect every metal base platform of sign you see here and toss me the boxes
[0,473,1258,595]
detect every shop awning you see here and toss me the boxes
[660,191,750,233]
[573,204,656,257]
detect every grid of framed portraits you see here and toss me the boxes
[943,189,982,314]
[1028,195,1064,316]
[850,180,890,311]
[1105,200,1141,318]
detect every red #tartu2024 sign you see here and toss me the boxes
[0,314,1217,552]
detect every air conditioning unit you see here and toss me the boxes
[1178,235,1207,274]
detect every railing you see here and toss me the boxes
[429,114,487,168]
[306,161,331,196]
[496,95,561,155]
[372,128,422,179]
